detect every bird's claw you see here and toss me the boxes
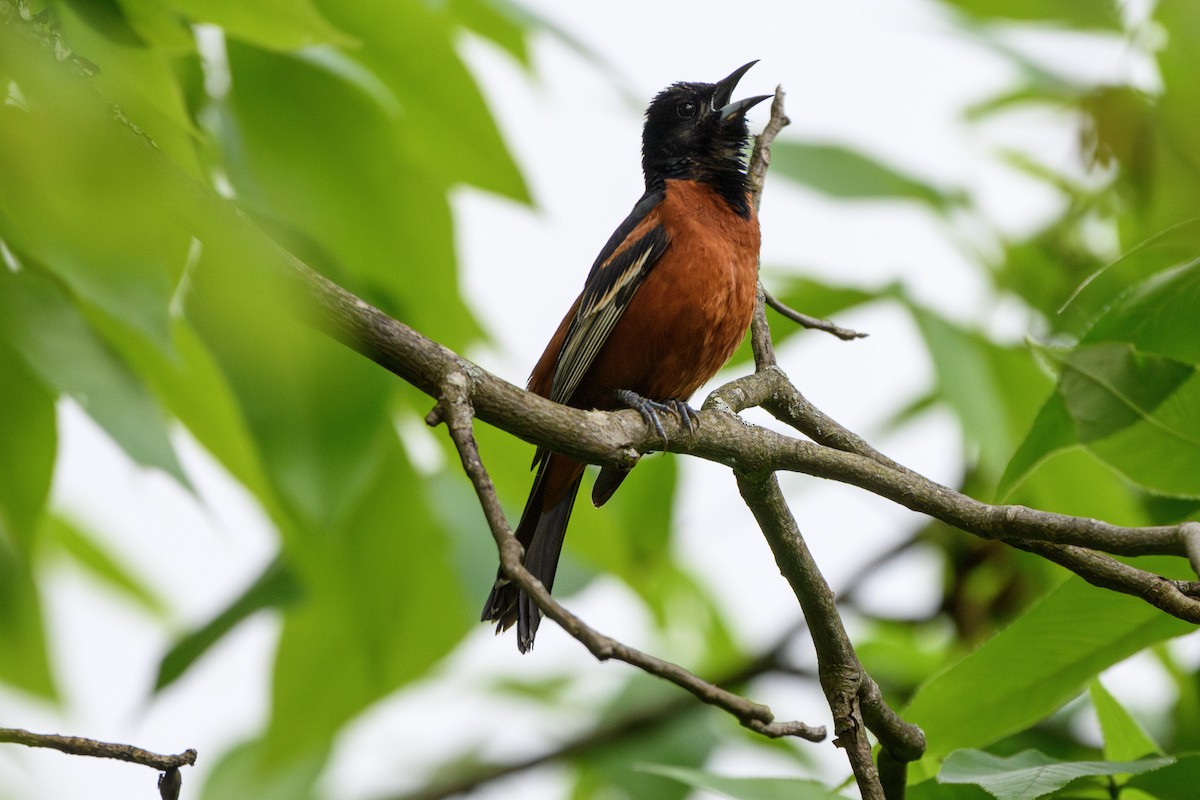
[667,399,700,434]
[614,389,699,445]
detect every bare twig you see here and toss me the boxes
[747,88,791,372]
[763,285,869,340]
[748,86,791,209]
[430,370,825,742]
[747,88,867,344]
[0,727,196,770]
[0,727,196,794]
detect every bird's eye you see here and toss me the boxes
[676,100,697,118]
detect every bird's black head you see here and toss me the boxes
[641,61,770,215]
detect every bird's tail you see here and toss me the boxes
[481,462,583,652]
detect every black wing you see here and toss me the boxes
[549,190,671,405]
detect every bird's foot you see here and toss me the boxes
[614,389,699,446]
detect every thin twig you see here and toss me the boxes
[748,85,791,209]
[431,369,825,742]
[763,285,869,340]
[747,88,866,344]
[734,471,891,800]
[0,727,196,772]
[747,88,790,371]
[393,526,929,800]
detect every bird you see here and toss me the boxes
[482,61,770,652]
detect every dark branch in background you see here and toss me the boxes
[285,89,1200,799]
[0,727,194,799]
[428,371,824,742]
[388,621,820,800]
[389,534,925,800]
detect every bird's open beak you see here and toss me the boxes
[713,60,772,120]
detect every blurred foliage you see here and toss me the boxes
[1,0,1199,799]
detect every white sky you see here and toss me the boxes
[0,2,1189,799]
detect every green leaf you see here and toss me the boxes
[0,73,184,349]
[938,749,1172,800]
[221,42,482,351]
[0,342,55,554]
[0,540,55,699]
[155,555,299,693]
[577,453,676,591]
[312,0,529,202]
[54,0,201,173]
[1156,645,1200,752]
[188,313,392,535]
[113,0,196,50]
[908,779,993,800]
[770,142,964,211]
[200,738,324,800]
[1058,226,1200,341]
[85,314,283,523]
[448,0,530,65]
[1082,257,1200,366]
[997,393,1076,500]
[0,268,184,483]
[43,514,168,618]
[908,306,1052,489]
[265,446,470,762]
[904,568,1194,775]
[638,764,845,800]
[1041,342,1200,498]
[1125,754,1200,799]
[1051,342,1192,441]
[162,0,352,50]
[1090,680,1162,762]
[1155,0,1200,169]
[935,0,1123,30]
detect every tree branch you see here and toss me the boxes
[429,370,824,742]
[388,528,926,800]
[735,471,888,800]
[0,727,194,799]
[0,727,196,770]
[280,86,1200,800]
[738,93,920,798]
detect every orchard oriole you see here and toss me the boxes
[483,61,770,651]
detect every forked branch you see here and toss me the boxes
[428,370,825,742]
[283,89,1200,800]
